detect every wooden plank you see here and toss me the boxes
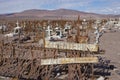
[41,57,98,65]
[45,41,98,52]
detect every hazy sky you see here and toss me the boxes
[0,0,120,14]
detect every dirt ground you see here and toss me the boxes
[100,29,120,80]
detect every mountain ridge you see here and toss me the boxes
[0,9,119,20]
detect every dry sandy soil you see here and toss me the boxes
[100,29,120,80]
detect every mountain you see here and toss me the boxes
[0,9,119,20]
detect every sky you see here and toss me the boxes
[0,0,120,14]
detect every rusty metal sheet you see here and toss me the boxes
[41,57,98,65]
[45,41,98,52]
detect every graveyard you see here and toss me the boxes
[0,16,120,80]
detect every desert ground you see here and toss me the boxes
[100,29,120,80]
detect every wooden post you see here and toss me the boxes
[0,40,4,61]
[18,31,20,44]
[12,44,15,58]
[43,31,45,48]
[91,63,94,80]
[77,64,82,80]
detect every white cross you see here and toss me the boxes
[16,21,19,27]
[46,25,52,37]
